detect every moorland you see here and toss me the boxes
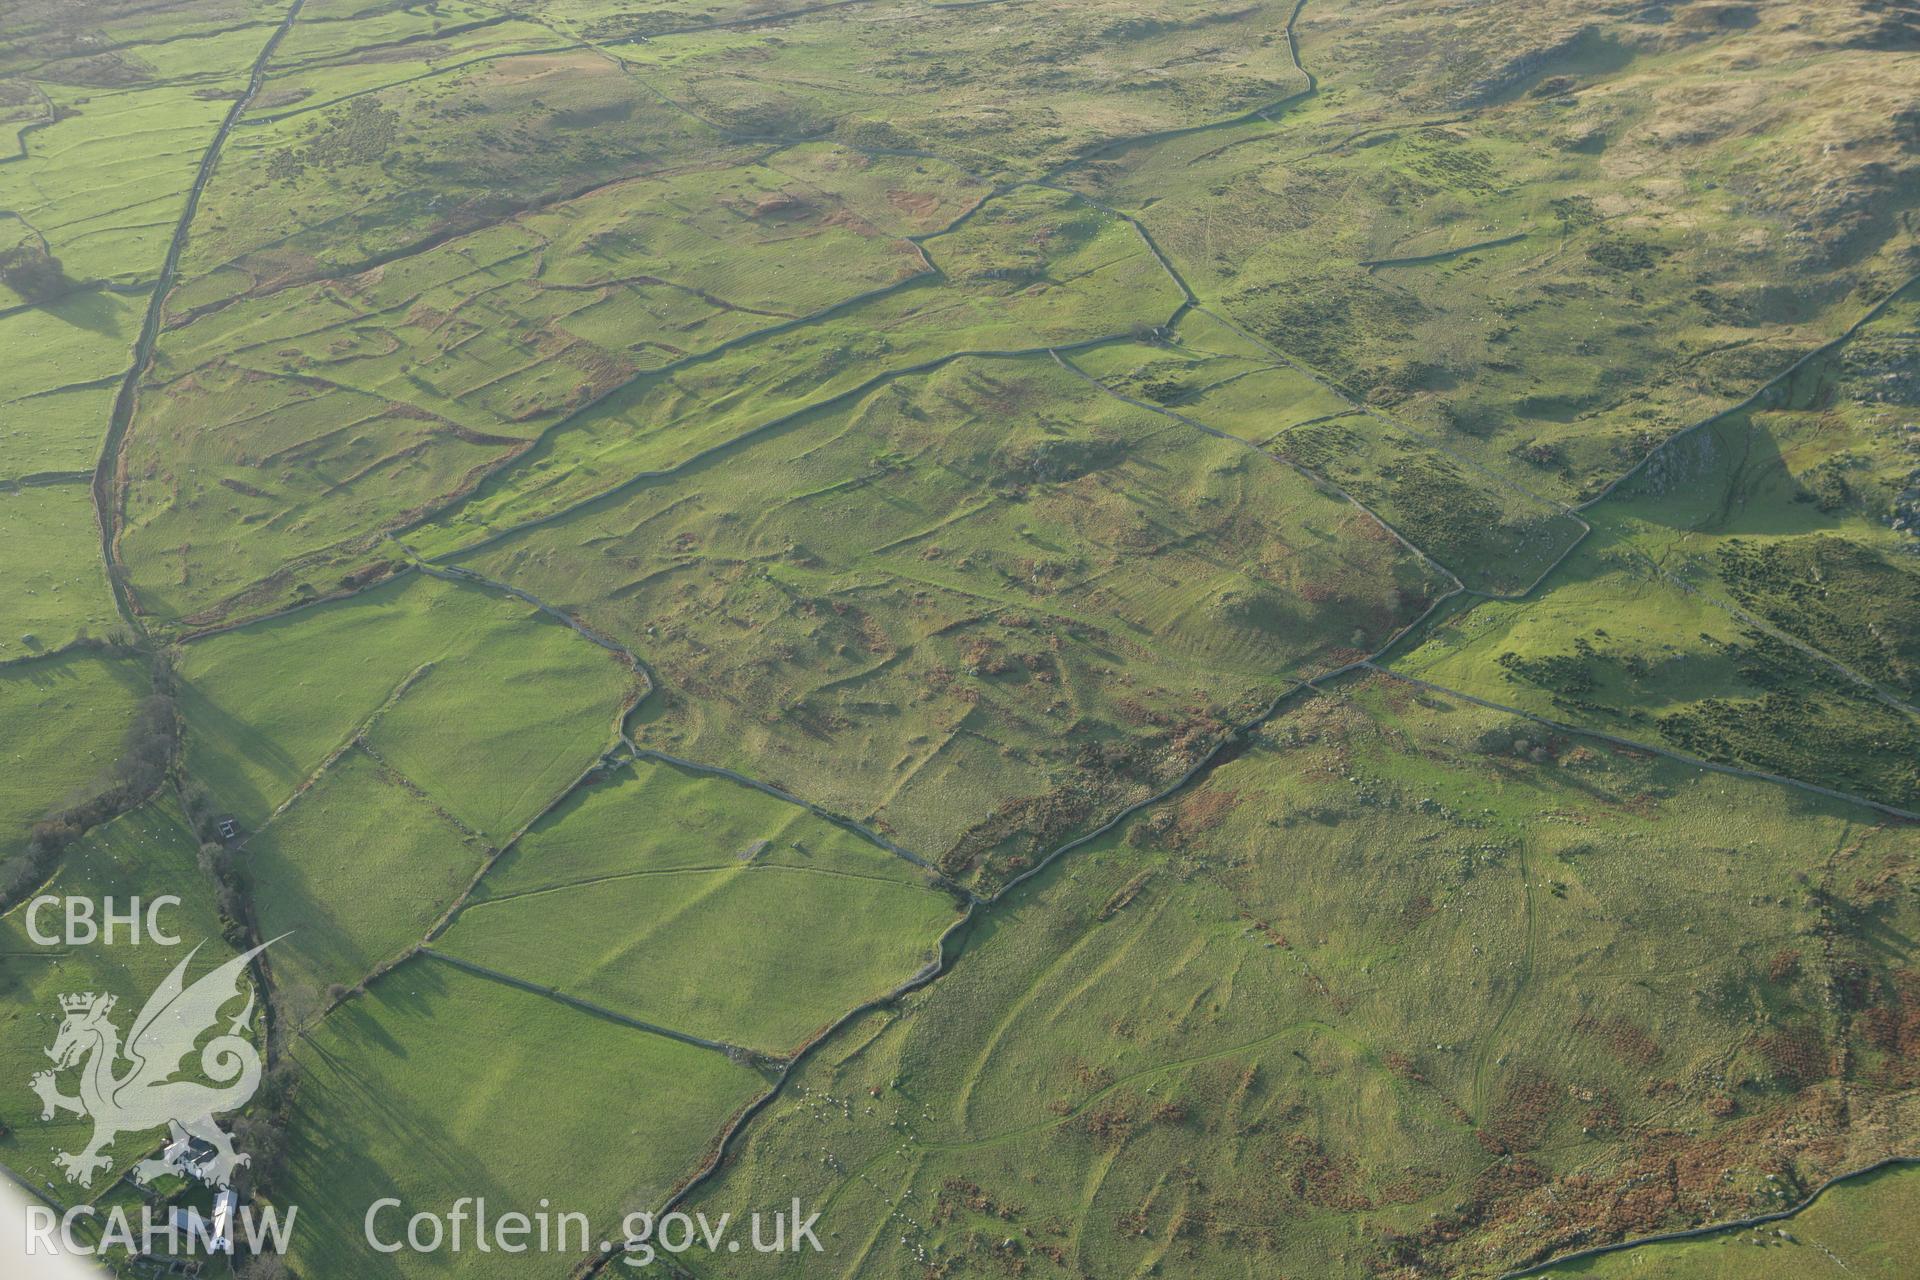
[1,0,1917,1276]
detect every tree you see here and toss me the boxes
[240,1253,292,1280]
[0,244,78,303]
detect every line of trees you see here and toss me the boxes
[0,651,179,908]
[1,643,302,1269]
[174,704,301,1221]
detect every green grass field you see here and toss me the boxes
[0,2,293,474]
[175,571,637,832]
[0,801,244,1193]
[246,746,491,1029]
[282,957,767,1278]
[438,859,954,1053]
[437,756,960,1053]
[1067,309,1590,593]
[0,483,119,658]
[0,653,151,866]
[1,0,1917,1275]
[0,291,147,474]
[126,136,993,624]
[1071,0,1920,506]
[403,184,1186,562]
[470,754,942,889]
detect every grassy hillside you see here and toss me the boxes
[175,572,637,832]
[679,674,1920,1278]
[461,355,1443,888]
[282,958,767,1278]
[437,755,962,1053]
[1397,289,1920,810]
[0,0,1915,1277]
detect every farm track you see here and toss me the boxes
[1359,230,1531,270]
[1468,833,1535,1122]
[91,0,312,631]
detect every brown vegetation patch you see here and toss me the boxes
[1482,1067,1564,1153]
[888,190,939,219]
[1862,967,1920,1086]
[1173,786,1241,840]
[1767,947,1803,983]
[1755,1023,1830,1088]
[1575,1012,1664,1067]
[1280,1134,1374,1211]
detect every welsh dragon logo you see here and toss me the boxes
[30,940,273,1189]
